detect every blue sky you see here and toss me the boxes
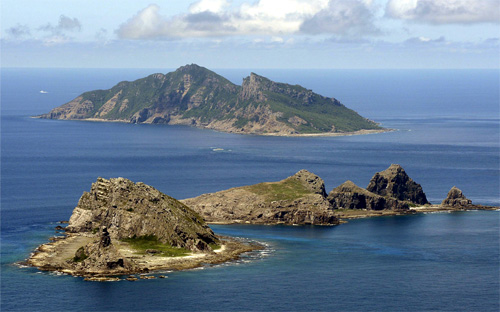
[1,0,499,68]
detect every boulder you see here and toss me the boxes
[367,164,429,205]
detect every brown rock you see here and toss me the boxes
[328,181,409,210]
[65,177,219,252]
[367,164,429,205]
[182,170,338,225]
[441,186,473,208]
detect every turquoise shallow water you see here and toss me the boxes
[1,69,499,311]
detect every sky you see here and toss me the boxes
[1,0,499,68]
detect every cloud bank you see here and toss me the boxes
[386,0,500,24]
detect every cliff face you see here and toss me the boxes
[366,164,429,205]
[327,181,409,210]
[66,177,219,252]
[37,64,382,135]
[181,170,338,225]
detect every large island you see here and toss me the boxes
[36,64,385,136]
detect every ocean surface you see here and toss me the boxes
[1,68,499,311]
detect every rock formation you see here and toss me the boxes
[328,181,409,210]
[182,170,338,225]
[441,186,473,208]
[66,177,219,252]
[36,64,383,136]
[27,177,259,278]
[366,164,429,205]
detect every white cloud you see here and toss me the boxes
[189,0,230,14]
[386,0,500,24]
[116,0,379,40]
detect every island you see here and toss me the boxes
[183,164,498,222]
[35,64,385,136]
[26,177,261,281]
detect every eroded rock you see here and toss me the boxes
[367,164,429,205]
[441,186,473,208]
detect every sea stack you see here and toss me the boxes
[441,186,473,208]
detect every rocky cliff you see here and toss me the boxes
[366,164,429,205]
[66,177,219,252]
[36,64,383,135]
[182,170,338,225]
[327,181,409,210]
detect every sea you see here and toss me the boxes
[1,68,499,311]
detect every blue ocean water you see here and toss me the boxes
[1,68,499,311]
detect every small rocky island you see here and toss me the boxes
[27,178,260,280]
[36,64,384,136]
[183,164,497,222]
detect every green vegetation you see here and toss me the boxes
[122,235,190,257]
[209,243,221,250]
[246,178,312,202]
[48,64,382,134]
[73,247,88,262]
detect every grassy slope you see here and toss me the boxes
[246,178,312,202]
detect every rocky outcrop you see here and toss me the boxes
[367,164,429,205]
[441,186,473,208]
[182,170,338,225]
[71,227,136,276]
[36,64,383,135]
[66,177,219,252]
[328,181,409,210]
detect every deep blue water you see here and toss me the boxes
[1,68,499,311]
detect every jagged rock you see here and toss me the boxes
[367,164,429,205]
[289,169,327,197]
[328,181,409,210]
[441,186,473,208]
[66,177,219,252]
[182,170,338,225]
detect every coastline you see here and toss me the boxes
[333,204,499,221]
[26,233,263,281]
[32,116,392,137]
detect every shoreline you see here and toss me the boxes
[32,116,392,137]
[25,233,263,281]
[333,204,499,221]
